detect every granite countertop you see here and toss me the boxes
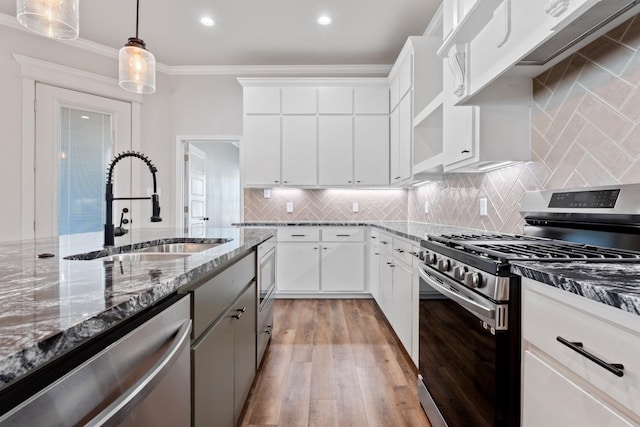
[0,227,274,391]
[511,262,640,316]
[235,221,481,243]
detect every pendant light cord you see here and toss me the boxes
[135,0,140,39]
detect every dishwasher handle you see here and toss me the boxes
[85,318,192,427]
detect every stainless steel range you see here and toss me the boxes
[416,184,640,427]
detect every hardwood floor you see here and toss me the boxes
[239,299,432,427]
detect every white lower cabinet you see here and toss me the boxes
[522,278,640,426]
[321,243,364,292]
[523,351,634,427]
[368,231,381,302]
[276,228,365,295]
[376,232,420,363]
[277,242,320,291]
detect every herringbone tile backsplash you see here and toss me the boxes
[245,16,640,231]
[244,188,408,222]
[409,16,640,233]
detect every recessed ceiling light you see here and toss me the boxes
[200,16,215,27]
[81,115,90,119]
[318,15,332,26]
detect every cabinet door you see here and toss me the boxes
[354,116,389,186]
[318,87,353,114]
[443,61,474,167]
[243,87,280,114]
[398,54,413,100]
[389,108,400,183]
[522,351,635,427]
[398,94,412,182]
[379,254,394,321]
[277,243,320,291]
[192,314,235,427]
[282,116,317,185]
[392,262,413,356]
[355,87,389,114]
[243,115,281,186]
[321,243,364,292]
[369,241,381,302]
[318,116,353,186]
[233,284,257,425]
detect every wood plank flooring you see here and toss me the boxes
[239,299,432,427]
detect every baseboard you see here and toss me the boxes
[274,291,373,299]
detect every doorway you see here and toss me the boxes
[179,138,241,235]
[34,84,132,238]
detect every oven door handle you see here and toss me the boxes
[417,264,496,321]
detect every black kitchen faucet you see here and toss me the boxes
[104,151,162,247]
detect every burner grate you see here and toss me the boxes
[466,242,640,261]
[428,233,544,244]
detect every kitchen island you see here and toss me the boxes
[0,227,274,392]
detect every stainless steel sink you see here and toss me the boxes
[99,253,192,262]
[137,242,225,253]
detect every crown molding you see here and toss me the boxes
[164,64,391,76]
[1,12,391,77]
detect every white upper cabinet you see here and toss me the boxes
[282,87,317,114]
[354,87,389,114]
[239,78,389,188]
[354,116,389,186]
[318,87,353,114]
[243,115,281,186]
[282,115,317,185]
[397,94,412,182]
[318,116,353,186]
[243,87,280,114]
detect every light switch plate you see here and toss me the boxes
[352,202,359,213]
[263,189,271,199]
[424,201,429,214]
[480,198,488,216]
[286,202,294,213]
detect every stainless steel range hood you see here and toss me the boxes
[517,0,640,66]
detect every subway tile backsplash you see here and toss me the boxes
[244,16,640,233]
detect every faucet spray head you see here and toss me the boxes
[151,193,162,222]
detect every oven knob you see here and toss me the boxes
[426,252,437,265]
[465,272,483,289]
[453,266,466,281]
[437,259,451,272]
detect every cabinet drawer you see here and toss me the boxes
[378,232,393,253]
[322,227,364,242]
[523,282,640,417]
[392,237,415,266]
[278,228,320,242]
[192,252,256,339]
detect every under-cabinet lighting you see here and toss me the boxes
[477,161,523,172]
[80,115,90,119]
[412,181,432,188]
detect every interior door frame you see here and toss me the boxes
[15,54,143,239]
[174,135,242,232]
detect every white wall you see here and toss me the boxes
[0,22,246,241]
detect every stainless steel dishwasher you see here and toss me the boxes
[0,294,192,427]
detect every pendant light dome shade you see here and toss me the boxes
[16,0,79,40]
[119,38,156,94]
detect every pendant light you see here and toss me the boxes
[16,0,79,40]
[118,0,156,94]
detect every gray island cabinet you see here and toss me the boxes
[183,251,257,427]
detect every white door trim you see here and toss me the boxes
[174,135,242,232]
[15,54,142,239]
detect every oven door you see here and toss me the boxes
[417,264,517,427]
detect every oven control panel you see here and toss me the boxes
[548,189,620,209]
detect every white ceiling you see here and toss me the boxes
[0,0,441,67]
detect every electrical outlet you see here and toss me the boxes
[286,202,294,213]
[263,188,271,199]
[480,198,488,216]
[424,201,429,214]
[352,202,359,213]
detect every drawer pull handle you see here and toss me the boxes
[556,336,624,377]
[336,234,351,237]
[370,236,377,239]
[395,248,404,253]
[233,312,243,320]
[291,234,306,237]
